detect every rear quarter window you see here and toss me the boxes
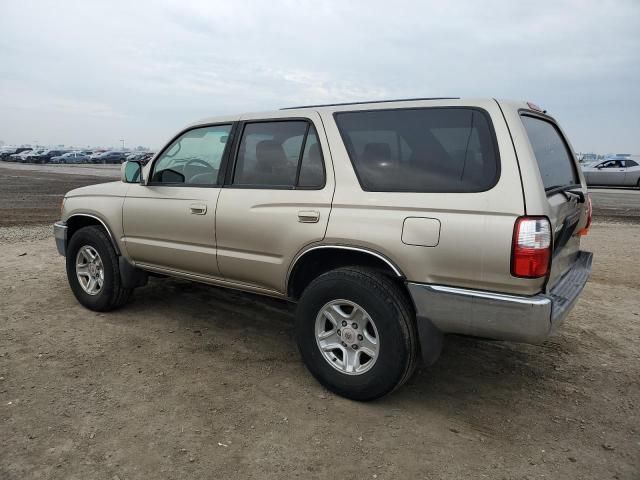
[334,107,499,192]
[520,114,579,191]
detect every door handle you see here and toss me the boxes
[190,203,207,215]
[298,210,320,223]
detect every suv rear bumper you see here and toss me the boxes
[53,221,67,256]
[407,251,593,344]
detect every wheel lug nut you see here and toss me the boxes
[337,329,341,336]
[357,334,363,341]
[352,323,358,329]
[342,321,347,327]
[341,341,347,347]
[352,344,358,350]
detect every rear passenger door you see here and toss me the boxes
[215,112,334,293]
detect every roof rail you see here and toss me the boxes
[280,97,460,110]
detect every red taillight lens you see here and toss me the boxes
[578,195,592,236]
[511,217,551,278]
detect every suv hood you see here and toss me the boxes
[66,180,128,198]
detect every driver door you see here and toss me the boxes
[122,123,234,277]
[593,160,625,185]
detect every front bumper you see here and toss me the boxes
[408,251,593,344]
[53,221,67,256]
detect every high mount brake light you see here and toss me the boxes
[526,101,544,113]
[511,217,551,278]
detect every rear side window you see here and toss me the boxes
[521,115,579,191]
[233,121,325,188]
[334,108,499,192]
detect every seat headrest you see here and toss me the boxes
[256,140,287,172]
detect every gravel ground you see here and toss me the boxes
[1,164,639,479]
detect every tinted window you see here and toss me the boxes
[298,128,325,188]
[334,108,499,192]
[625,160,638,167]
[233,121,325,188]
[151,124,231,185]
[521,115,579,191]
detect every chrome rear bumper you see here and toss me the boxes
[408,251,593,344]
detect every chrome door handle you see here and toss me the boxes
[190,203,207,215]
[298,210,320,223]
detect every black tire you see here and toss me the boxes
[66,225,132,312]
[295,267,419,401]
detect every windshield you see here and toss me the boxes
[521,115,579,192]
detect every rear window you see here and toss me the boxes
[521,115,579,191]
[334,108,499,192]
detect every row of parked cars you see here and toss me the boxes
[0,146,154,165]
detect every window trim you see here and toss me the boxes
[146,122,237,188]
[223,117,327,190]
[518,111,581,195]
[332,106,502,193]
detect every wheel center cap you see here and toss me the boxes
[89,263,97,276]
[342,327,356,344]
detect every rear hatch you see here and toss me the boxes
[520,113,588,291]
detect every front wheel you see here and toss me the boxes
[66,226,132,311]
[295,267,419,401]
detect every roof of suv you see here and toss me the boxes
[186,98,537,130]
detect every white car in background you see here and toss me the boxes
[581,158,640,188]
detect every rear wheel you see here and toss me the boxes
[296,267,418,401]
[66,226,131,311]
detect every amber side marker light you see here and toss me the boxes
[578,194,593,236]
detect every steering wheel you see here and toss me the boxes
[184,158,214,171]
[183,158,216,184]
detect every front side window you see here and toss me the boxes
[521,115,579,191]
[335,108,499,192]
[233,121,325,188]
[151,124,232,185]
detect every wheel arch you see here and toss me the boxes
[287,245,404,299]
[66,214,121,255]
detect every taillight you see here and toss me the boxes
[511,217,551,278]
[578,194,592,236]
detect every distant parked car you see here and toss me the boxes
[50,152,91,164]
[14,149,45,162]
[125,152,154,164]
[581,159,640,188]
[27,149,69,164]
[92,151,128,164]
[1,147,32,161]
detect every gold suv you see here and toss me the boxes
[54,98,593,400]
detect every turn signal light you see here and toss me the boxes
[511,217,551,278]
[578,195,592,236]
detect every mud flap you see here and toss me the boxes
[119,257,148,289]
[416,316,444,366]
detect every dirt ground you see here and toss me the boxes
[1,165,639,479]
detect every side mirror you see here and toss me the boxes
[122,160,143,183]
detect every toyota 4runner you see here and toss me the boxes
[54,98,593,400]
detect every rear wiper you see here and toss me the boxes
[545,184,585,203]
[564,189,585,203]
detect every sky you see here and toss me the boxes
[0,0,638,152]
